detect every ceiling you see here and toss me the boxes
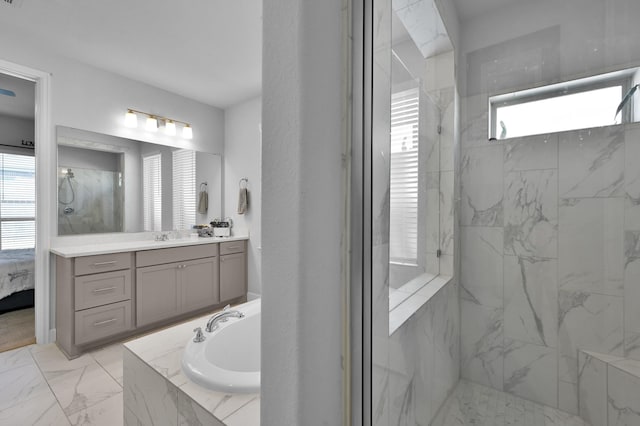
[451,0,521,22]
[0,0,262,110]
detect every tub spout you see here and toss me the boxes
[206,305,245,332]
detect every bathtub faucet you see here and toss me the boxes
[205,304,245,332]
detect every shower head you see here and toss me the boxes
[65,168,74,178]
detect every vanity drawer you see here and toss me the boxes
[219,241,246,256]
[74,300,132,345]
[74,270,131,311]
[75,252,132,276]
[136,244,218,267]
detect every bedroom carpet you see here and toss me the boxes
[0,307,35,353]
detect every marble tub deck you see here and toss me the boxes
[123,301,261,426]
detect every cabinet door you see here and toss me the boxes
[220,252,247,301]
[181,257,219,313]
[136,263,180,327]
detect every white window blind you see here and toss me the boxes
[0,153,35,249]
[172,149,196,231]
[142,154,162,232]
[390,88,419,265]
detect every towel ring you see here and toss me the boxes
[239,178,248,189]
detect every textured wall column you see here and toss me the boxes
[262,0,346,424]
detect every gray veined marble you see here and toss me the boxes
[504,256,557,348]
[559,125,624,199]
[503,338,557,408]
[578,351,608,426]
[624,257,640,346]
[559,197,624,296]
[461,226,503,308]
[558,290,624,384]
[460,145,504,226]
[461,300,504,390]
[608,365,640,426]
[504,134,559,172]
[504,169,558,258]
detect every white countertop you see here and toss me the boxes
[50,235,249,258]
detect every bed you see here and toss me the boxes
[0,248,35,315]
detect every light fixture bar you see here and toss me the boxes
[124,108,193,138]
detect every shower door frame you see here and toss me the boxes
[0,59,53,345]
[350,0,373,424]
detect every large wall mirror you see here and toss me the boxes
[56,126,222,236]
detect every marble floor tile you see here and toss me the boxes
[31,343,96,381]
[0,344,35,374]
[0,361,51,412]
[48,360,123,416]
[67,392,123,426]
[90,343,124,386]
[432,379,587,426]
[0,389,69,426]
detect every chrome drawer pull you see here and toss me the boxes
[92,261,117,267]
[93,318,117,327]
[92,286,117,293]
[226,246,240,250]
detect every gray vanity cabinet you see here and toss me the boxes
[220,241,247,301]
[54,240,247,359]
[135,245,219,327]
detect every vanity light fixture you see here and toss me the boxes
[123,108,193,139]
[124,109,138,128]
[182,124,193,140]
[165,119,176,136]
[145,115,158,132]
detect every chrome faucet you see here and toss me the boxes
[205,304,245,332]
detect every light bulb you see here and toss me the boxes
[124,110,138,128]
[165,120,176,136]
[182,124,193,139]
[146,116,158,132]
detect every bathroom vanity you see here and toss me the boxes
[51,236,248,358]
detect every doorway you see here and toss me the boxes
[0,59,53,347]
[0,73,36,352]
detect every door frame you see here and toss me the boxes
[0,59,53,344]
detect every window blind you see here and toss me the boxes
[0,153,35,249]
[142,154,162,232]
[390,87,419,265]
[172,149,196,231]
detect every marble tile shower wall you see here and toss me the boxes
[459,122,640,415]
[388,281,460,425]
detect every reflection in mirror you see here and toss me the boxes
[56,126,222,236]
[389,0,453,296]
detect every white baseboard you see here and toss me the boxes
[247,292,261,301]
[48,328,56,344]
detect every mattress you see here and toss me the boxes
[0,248,35,301]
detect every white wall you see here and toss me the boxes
[223,96,262,297]
[0,115,35,152]
[262,0,345,423]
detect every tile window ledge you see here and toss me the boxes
[389,273,453,335]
